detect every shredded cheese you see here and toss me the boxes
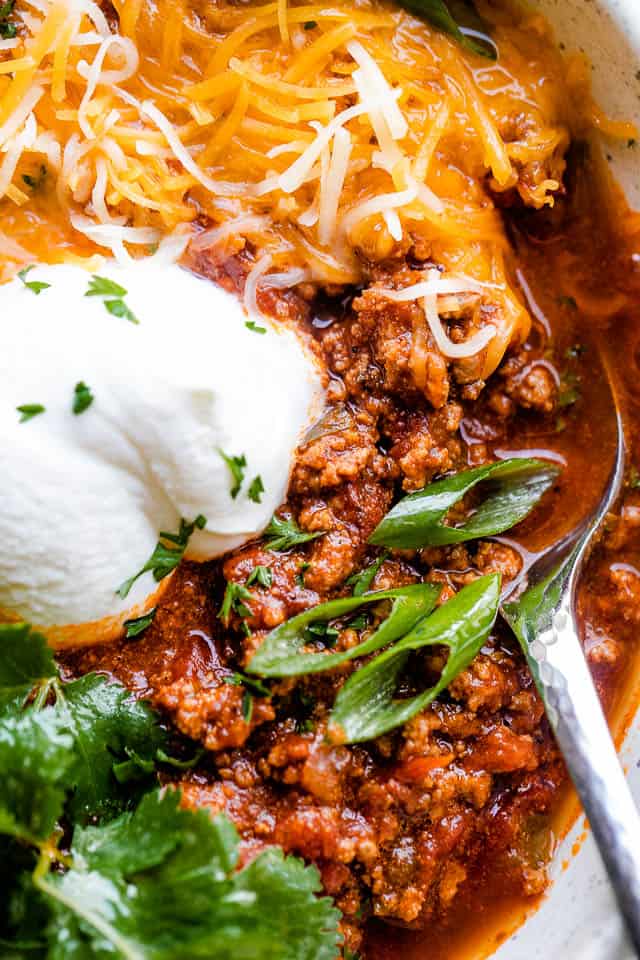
[0,0,609,365]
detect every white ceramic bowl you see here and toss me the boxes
[495,3,640,957]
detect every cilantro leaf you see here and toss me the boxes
[246,320,267,334]
[16,404,45,423]
[56,674,167,822]
[85,276,127,298]
[116,515,206,599]
[219,449,247,499]
[85,276,139,324]
[248,475,264,503]
[0,623,56,708]
[18,267,51,296]
[123,607,156,639]
[0,707,73,843]
[246,565,272,588]
[264,515,324,552]
[72,382,94,415]
[104,298,139,324]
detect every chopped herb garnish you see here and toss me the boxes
[72,380,94,415]
[264,514,324,552]
[22,164,47,190]
[557,295,577,309]
[248,474,265,503]
[557,371,580,408]
[223,671,271,698]
[155,747,204,769]
[219,580,253,625]
[246,565,273,588]
[348,612,369,631]
[345,552,389,596]
[219,449,247,499]
[123,607,157,639]
[628,466,640,490]
[306,622,340,647]
[242,689,254,723]
[16,403,45,423]
[296,561,311,588]
[304,19,317,28]
[85,275,128,298]
[246,319,267,334]
[104,297,139,324]
[18,266,51,295]
[116,515,206,598]
[86,275,139,324]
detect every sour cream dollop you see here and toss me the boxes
[0,262,324,646]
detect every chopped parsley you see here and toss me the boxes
[628,466,640,490]
[557,371,580,409]
[264,514,324,552]
[16,403,45,423]
[248,474,265,503]
[304,19,317,28]
[306,621,340,647]
[219,449,247,499]
[296,561,311,588]
[85,275,127,298]
[222,670,271,698]
[345,552,389,596]
[246,319,267,334]
[72,380,94,415]
[86,275,139,324]
[218,580,253,625]
[123,606,157,639]
[116,514,207,598]
[18,266,51,295]
[223,672,271,725]
[246,565,273,588]
[242,689,253,723]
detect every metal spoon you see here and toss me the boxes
[501,373,640,954]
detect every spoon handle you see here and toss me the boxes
[524,594,640,955]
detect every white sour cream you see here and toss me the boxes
[0,261,324,645]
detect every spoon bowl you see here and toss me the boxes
[502,356,640,954]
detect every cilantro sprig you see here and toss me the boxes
[0,623,342,959]
[116,515,206,599]
[86,275,139,324]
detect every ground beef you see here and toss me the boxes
[60,206,640,952]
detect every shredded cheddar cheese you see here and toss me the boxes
[0,0,634,372]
